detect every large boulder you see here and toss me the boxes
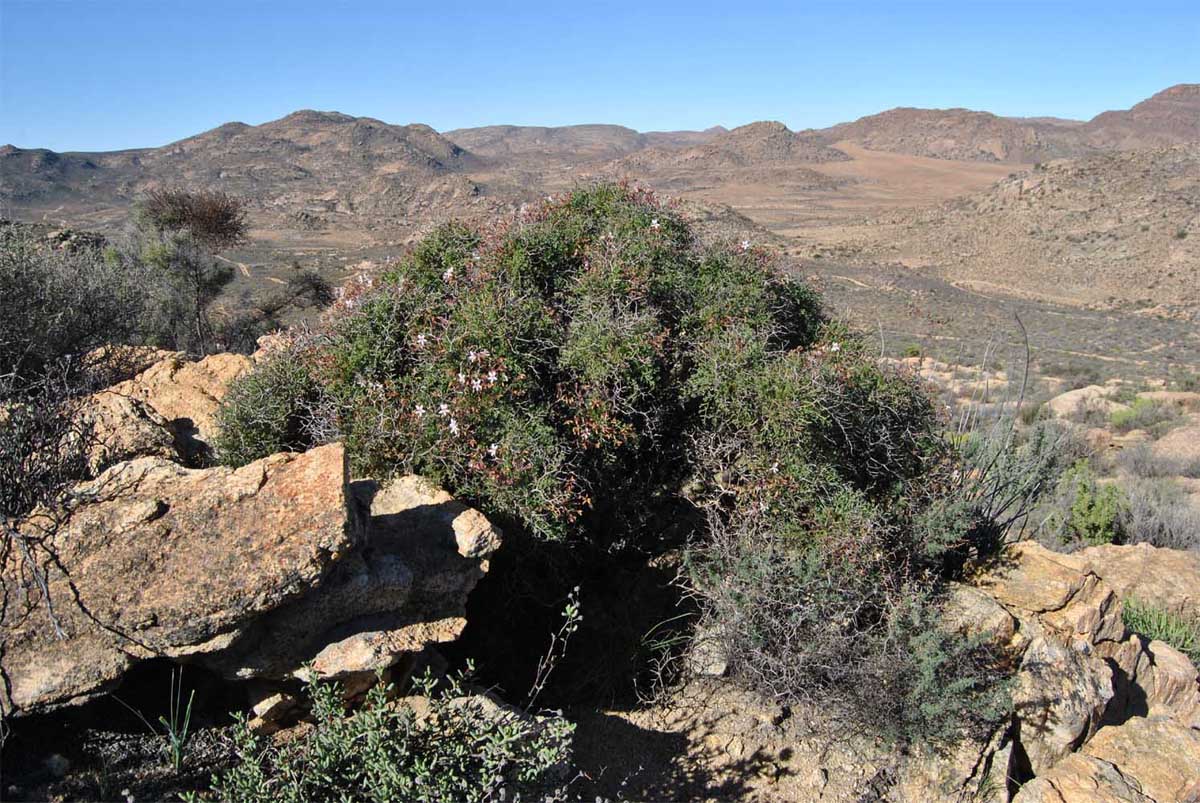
[1081,716,1200,802]
[106,352,253,461]
[1013,753,1152,802]
[0,443,501,716]
[975,541,1126,650]
[1012,636,1114,775]
[73,390,180,472]
[1045,385,1126,420]
[1071,541,1200,619]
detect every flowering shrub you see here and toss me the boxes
[225,184,828,541]
[219,184,1012,741]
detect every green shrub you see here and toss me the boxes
[214,353,325,466]
[903,343,923,358]
[1109,397,1179,435]
[1122,598,1200,665]
[225,184,826,541]
[199,669,573,802]
[219,184,1015,742]
[1049,460,1127,546]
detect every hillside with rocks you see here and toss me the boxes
[813,107,1087,163]
[860,144,1200,313]
[810,83,1200,164]
[1,111,494,234]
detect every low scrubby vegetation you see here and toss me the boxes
[1109,397,1180,436]
[1122,598,1200,666]
[218,184,1031,743]
[196,669,573,803]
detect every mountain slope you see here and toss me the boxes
[868,144,1200,311]
[0,111,487,231]
[1083,84,1200,149]
[813,107,1087,163]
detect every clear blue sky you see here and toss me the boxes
[2,0,1197,152]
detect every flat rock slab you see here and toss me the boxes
[2,443,351,714]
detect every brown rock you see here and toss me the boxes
[2,448,503,717]
[1012,636,1113,774]
[1073,542,1200,618]
[2,443,351,714]
[1082,716,1200,802]
[1045,386,1126,419]
[942,582,1017,645]
[1013,753,1151,802]
[107,352,253,461]
[74,390,179,472]
[976,541,1088,614]
[1136,639,1200,725]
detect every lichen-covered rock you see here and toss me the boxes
[1081,716,1200,802]
[1,443,501,717]
[975,541,1126,650]
[74,390,180,472]
[1073,542,1200,619]
[942,581,1017,645]
[1013,753,1152,802]
[106,352,253,461]
[1012,636,1114,774]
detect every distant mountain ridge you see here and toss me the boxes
[812,84,1200,163]
[2,84,1197,238]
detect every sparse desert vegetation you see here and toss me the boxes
[3,62,1200,801]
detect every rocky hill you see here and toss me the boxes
[813,107,1087,163]
[617,120,848,171]
[866,144,1200,312]
[1084,83,1200,149]
[812,83,1200,163]
[444,123,725,167]
[1,111,493,233]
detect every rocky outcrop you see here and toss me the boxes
[1,443,502,717]
[105,352,253,461]
[1081,716,1200,802]
[971,541,1200,800]
[1045,385,1126,419]
[1072,541,1200,618]
[73,390,180,473]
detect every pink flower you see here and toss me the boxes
[650,218,661,231]
[471,378,483,391]
[414,404,426,419]
[448,417,460,435]
[741,239,751,252]
[442,266,455,282]
[416,333,428,349]
[438,403,450,417]
[487,370,498,385]
[488,443,499,458]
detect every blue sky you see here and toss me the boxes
[2,0,1197,152]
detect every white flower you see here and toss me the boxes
[448,417,460,435]
[741,239,751,251]
[829,342,841,353]
[457,372,466,384]
[416,333,428,349]
[770,461,779,474]
[414,404,426,419]
[468,350,478,363]
[438,403,450,417]
[487,370,498,384]
[488,443,499,458]
[471,378,483,391]
[650,218,661,231]
[442,266,454,282]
